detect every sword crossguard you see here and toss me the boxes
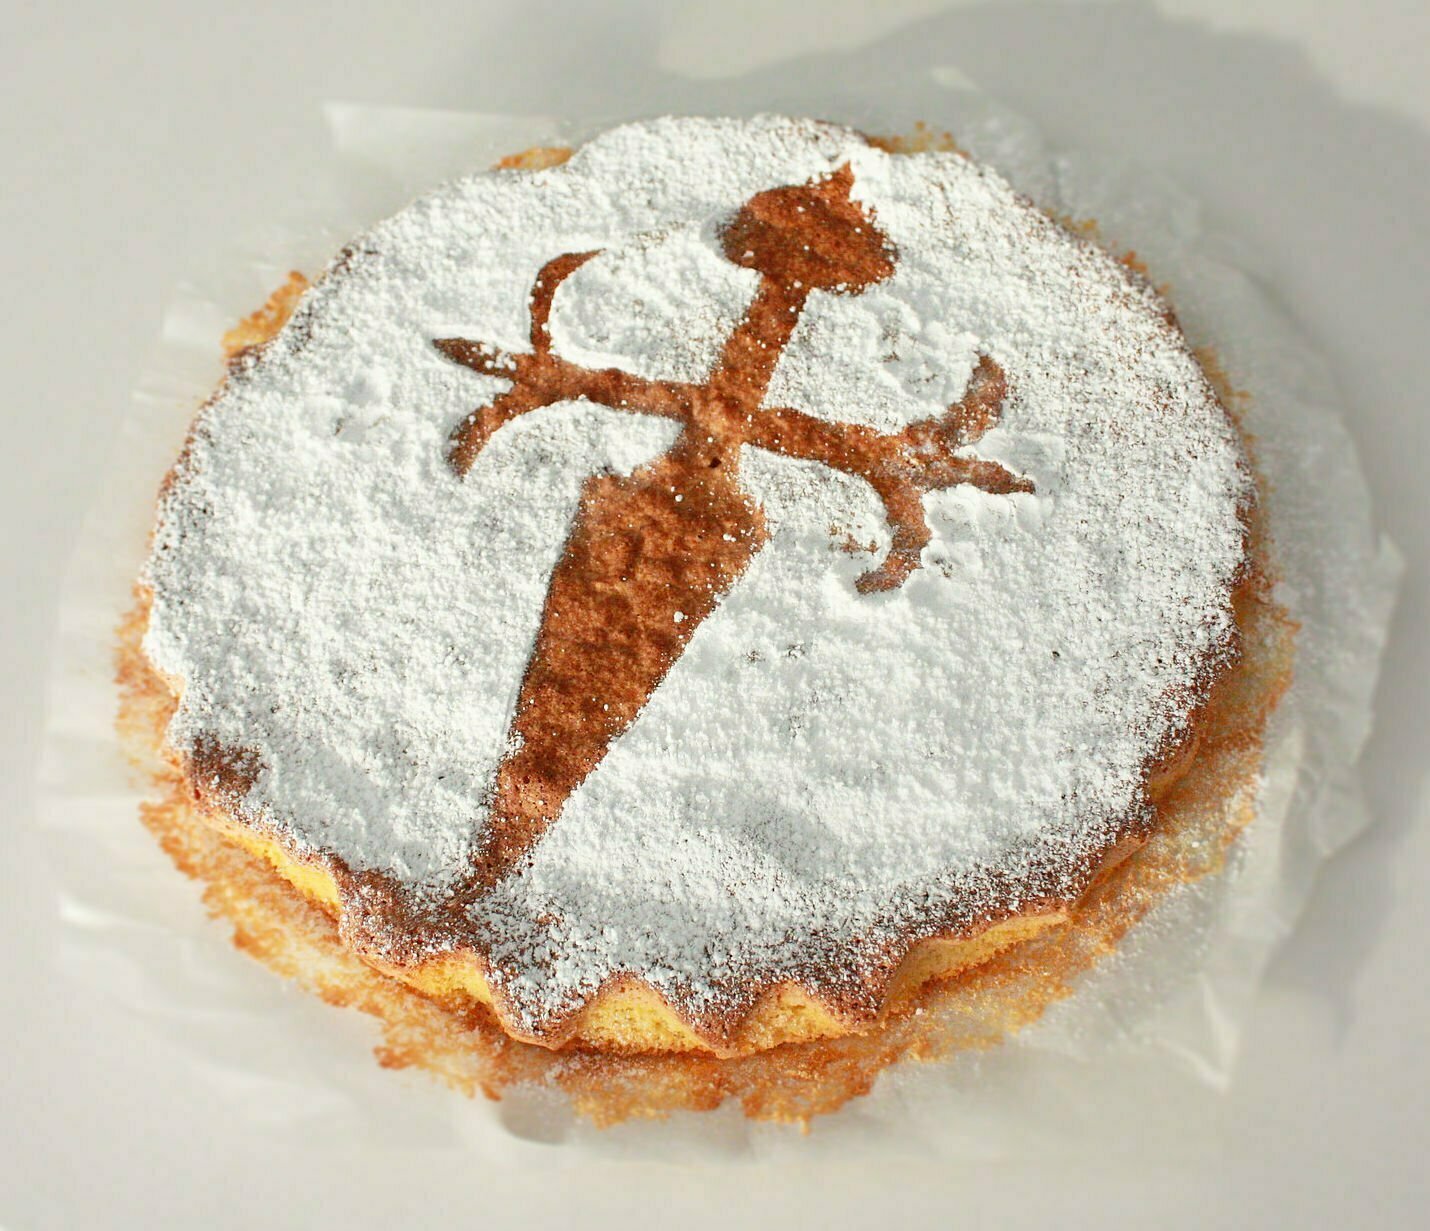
[436,165,1030,593]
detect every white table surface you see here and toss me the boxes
[4,1,1427,1226]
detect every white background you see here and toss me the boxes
[3,1,1427,1226]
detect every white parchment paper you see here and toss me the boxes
[35,83,1401,1160]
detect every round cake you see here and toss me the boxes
[140,115,1254,1060]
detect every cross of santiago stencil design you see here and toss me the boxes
[435,165,1033,889]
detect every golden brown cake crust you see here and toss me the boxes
[117,527,1292,1121]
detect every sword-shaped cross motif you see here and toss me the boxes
[435,164,1032,891]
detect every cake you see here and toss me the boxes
[128,115,1290,1112]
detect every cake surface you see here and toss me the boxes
[141,115,1253,1055]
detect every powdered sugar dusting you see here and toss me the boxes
[143,116,1249,1033]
